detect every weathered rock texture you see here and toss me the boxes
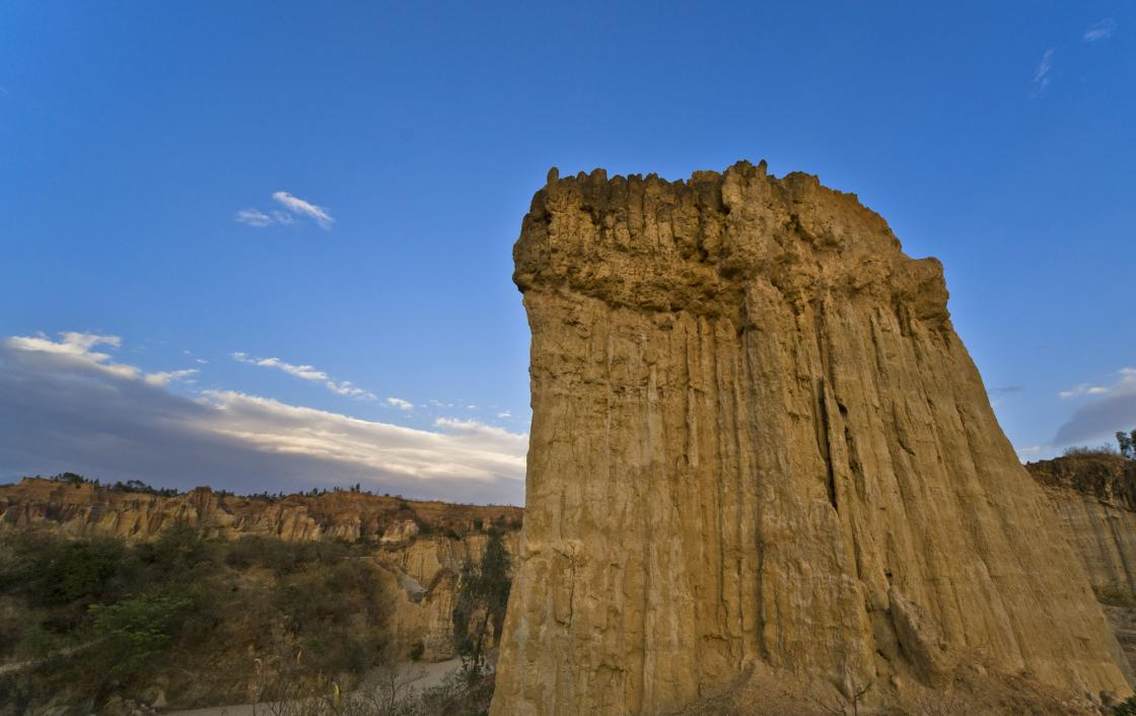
[492,162,1132,714]
[0,477,520,543]
[381,531,521,661]
[1028,455,1136,596]
[1027,455,1136,674]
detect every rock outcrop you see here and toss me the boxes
[1027,454,1136,672]
[0,477,520,543]
[1028,454,1136,596]
[381,531,522,661]
[492,162,1132,714]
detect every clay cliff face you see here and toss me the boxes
[1028,454,1136,595]
[381,530,521,661]
[492,162,1131,714]
[1026,454,1136,674]
[0,477,520,543]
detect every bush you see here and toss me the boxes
[1062,444,1118,457]
[90,592,195,679]
[0,533,133,608]
[1114,696,1136,715]
[135,525,214,582]
[273,560,390,675]
[0,530,395,712]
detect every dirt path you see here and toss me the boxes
[0,640,100,677]
[164,659,463,716]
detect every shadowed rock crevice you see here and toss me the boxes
[492,161,1131,714]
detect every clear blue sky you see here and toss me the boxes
[1,1,1133,502]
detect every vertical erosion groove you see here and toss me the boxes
[491,162,1132,715]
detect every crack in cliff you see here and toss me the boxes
[816,378,839,513]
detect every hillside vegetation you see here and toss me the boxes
[0,526,392,710]
[0,521,511,715]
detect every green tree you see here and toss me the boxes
[452,530,512,671]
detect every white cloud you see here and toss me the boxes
[145,369,199,386]
[434,417,529,452]
[4,332,194,385]
[1084,18,1117,42]
[496,410,512,419]
[196,397,527,485]
[386,397,414,411]
[0,335,527,503]
[232,352,376,400]
[235,208,274,227]
[1033,48,1054,95]
[273,191,334,229]
[1058,383,1109,399]
[1053,367,1136,446]
[235,192,333,230]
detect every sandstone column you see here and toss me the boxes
[491,162,1131,714]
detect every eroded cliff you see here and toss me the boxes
[1027,454,1136,673]
[0,477,520,543]
[492,162,1131,714]
[1028,454,1136,595]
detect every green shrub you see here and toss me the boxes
[0,533,133,608]
[0,530,394,711]
[1114,695,1136,715]
[90,592,194,679]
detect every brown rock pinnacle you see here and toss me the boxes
[490,162,1131,714]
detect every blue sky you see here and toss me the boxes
[1,2,1133,503]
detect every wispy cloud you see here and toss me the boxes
[272,191,334,229]
[0,337,525,503]
[4,332,195,386]
[234,192,333,230]
[496,410,512,419]
[232,352,375,400]
[235,208,274,228]
[434,417,527,449]
[988,385,1023,395]
[145,369,199,387]
[1033,48,1055,95]
[1053,367,1136,446]
[386,397,414,411]
[1084,18,1117,42]
[1058,383,1110,399]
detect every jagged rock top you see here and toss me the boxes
[514,160,949,328]
[1028,454,1136,511]
[0,477,523,542]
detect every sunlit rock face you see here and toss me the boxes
[1028,455,1136,673]
[491,162,1131,714]
[1029,454,1136,595]
[0,477,520,543]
